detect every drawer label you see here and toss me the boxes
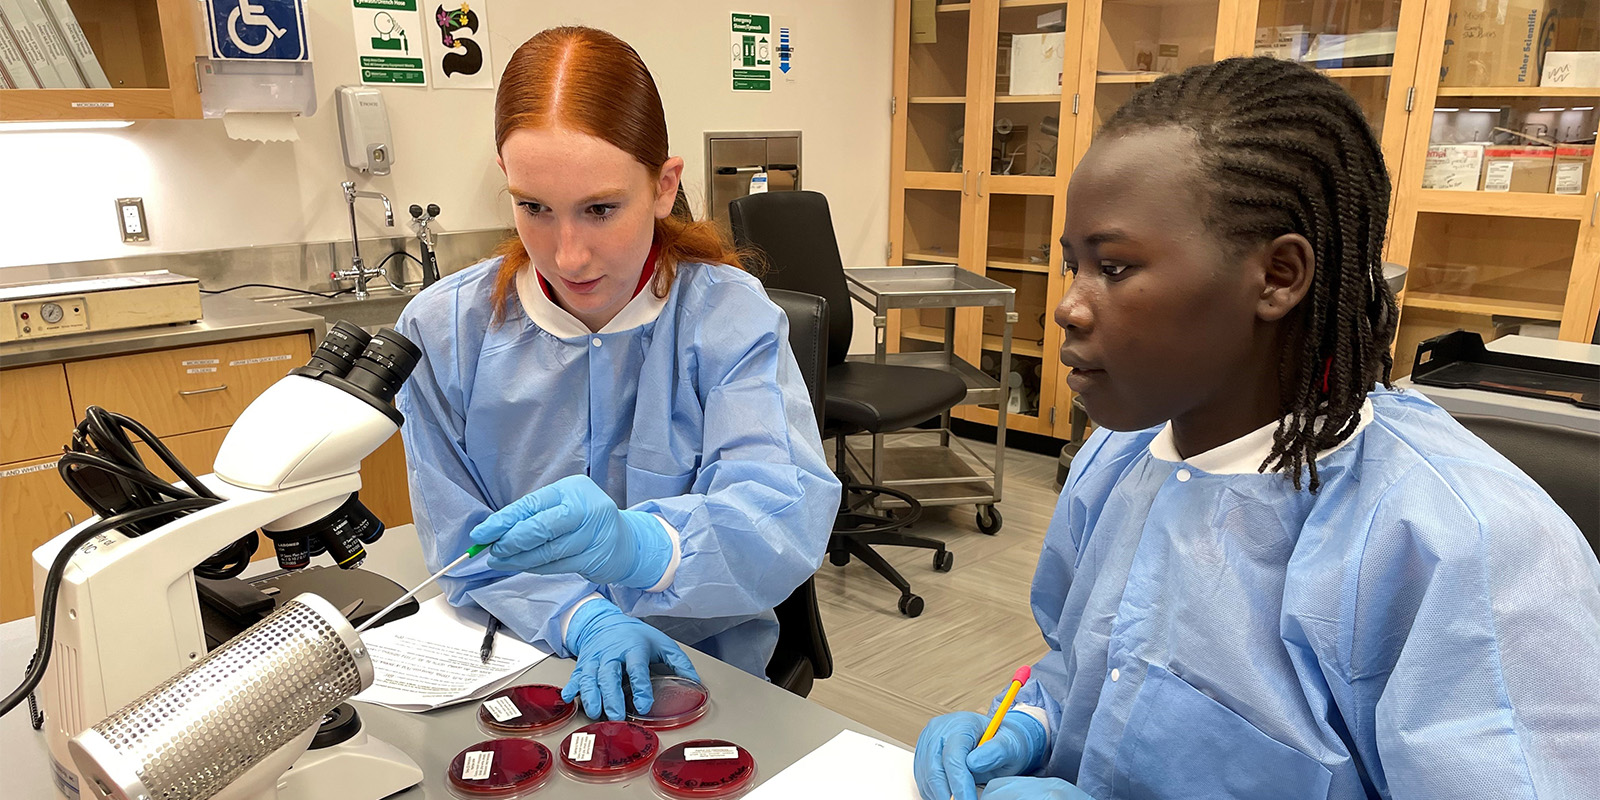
[182,359,219,366]
[230,354,293,367]
[187,367,217,374]
[1,460,59,478]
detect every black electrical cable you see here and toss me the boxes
[0,499,215,718]
[376,250,426,271]
[201,283,356,299]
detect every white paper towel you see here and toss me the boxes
[223,112,299,142]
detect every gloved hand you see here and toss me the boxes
[561,598,700,721]
[980,776,1095,799]
[470,475,673,588]
[915,711,1048,800]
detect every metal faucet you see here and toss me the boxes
[335,180,395,299]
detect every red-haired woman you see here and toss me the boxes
[395,27,839,722]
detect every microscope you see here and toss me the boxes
[27,322,426,800]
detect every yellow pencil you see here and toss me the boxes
[978,665,1032,745]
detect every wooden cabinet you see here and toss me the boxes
[0,0,202,121]
[893,0,1600,439]
[0,454,90,621]
[0,363,74,463]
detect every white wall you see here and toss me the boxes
[0,1,893,271]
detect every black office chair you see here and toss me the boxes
[1452,414,1600,558]
[731,190,969,618]
[763,288,834,697]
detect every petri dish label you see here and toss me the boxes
[568,732,595,762]
[685,746,739,761]
[483,697,521,722]
[462,751,493,781]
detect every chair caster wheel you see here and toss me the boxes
[976,505,1002,535]
[830,551,851,567]
[933,550,954,572]
[898,594,924,617]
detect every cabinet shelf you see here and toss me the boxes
[1414,190,1591,220]
[983,334,1044,358]
[1319,67,1393,78]
[1434,86,1597,98]
[905,250,960,264]
[1404,292,1565,321]
[986,255,1052,273]
[999,0,1065,7]
[909,95,968,104]
[995,94,1063,103]
[901,324,950,345]
[985,174,1058,194]
[1096,72,1166,84]
[937,2,972,11]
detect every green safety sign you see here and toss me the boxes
[730,12,772,92]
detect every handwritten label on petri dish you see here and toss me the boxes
[684,746,739,761]
[462,750,494,781]
[568,732,596,762]
[483,697,521,722]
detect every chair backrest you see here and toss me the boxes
[761,286,834,695]
[765,289,828,431]
[729,191,854,367]
[1453,413,1600,557]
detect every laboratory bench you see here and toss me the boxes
[0,525,904,799]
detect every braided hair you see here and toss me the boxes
[1100,56,1398,491]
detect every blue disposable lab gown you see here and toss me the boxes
[1011,388,1600,799]
[394,258,839,677]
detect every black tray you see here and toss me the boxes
[1411,331,1600,410]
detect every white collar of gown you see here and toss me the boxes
[1147,398,1375,475]
[515,264,669,338]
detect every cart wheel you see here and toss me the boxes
[830,550,851,567]
[976,505,1002,535]
[933,550,954,573]
[898,594,925,618]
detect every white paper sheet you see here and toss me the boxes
[745,730,919,799]
[352,595,550,712]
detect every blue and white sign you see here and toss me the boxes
[207,0,310,61]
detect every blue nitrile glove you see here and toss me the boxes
[469,474,673,589]
[980,776,1095,799]
[915,711,1048,800]
[560,599,700,721]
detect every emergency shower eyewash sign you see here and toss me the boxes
[350,0,427,85]
[731,12,772,92]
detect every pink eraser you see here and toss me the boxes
[1012,665,1031,685]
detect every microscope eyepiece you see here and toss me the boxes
[303,321,372,378]
[345,328,422,405]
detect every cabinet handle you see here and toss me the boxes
[978,171,987,197]
[178,384,228,396]
[1592,190,1598,226]
[64,510,75,527]
[962,170,970,196]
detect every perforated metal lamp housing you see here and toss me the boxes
[68,594,373,800]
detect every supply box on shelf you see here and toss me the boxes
[1439,0,1552,87]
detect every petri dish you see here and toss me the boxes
[651,739,757,799]
[478,684,576,736]
[558,720,660,783]
[626,674,710,730]
[447,738,553,799]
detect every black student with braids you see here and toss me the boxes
[914,58,1600,800]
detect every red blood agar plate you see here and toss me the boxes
[626,674,710,730]
[651,739,757,799]
[558,720,660,783]
[447,739,553,799]
[478,684,576,736]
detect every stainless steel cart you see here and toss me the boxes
[843,266,1016,534]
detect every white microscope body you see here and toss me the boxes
[33,327,424,800]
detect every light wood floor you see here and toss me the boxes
[808,434,1061,745]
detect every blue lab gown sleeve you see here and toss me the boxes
[1347,452,1600,798]
[611,276,840,647]
[395,287,595,657]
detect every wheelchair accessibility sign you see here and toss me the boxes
[207,0,310,61]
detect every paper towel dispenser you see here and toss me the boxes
[705,131,802,231]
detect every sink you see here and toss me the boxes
[284,291,415,333]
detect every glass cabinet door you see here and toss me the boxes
[1084,0,1228,141]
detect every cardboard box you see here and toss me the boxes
[1255,25,1311,60]
[1423,143,1487,190]
[1540,51,1600,86]
[1439,0,1552,87]
[1010,33,1065,95]
[1550,144,1593,194]
[1480,145,1555,192]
